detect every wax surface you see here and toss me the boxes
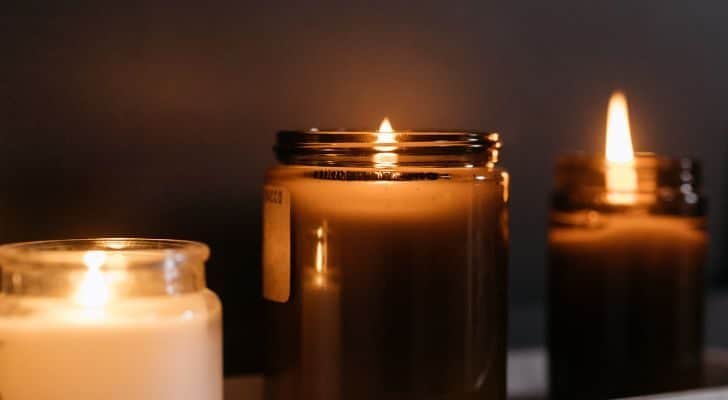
[265,166,508,400]
[0,291,223,400]
[549,214,707,399]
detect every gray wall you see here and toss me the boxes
[2,1,727,373]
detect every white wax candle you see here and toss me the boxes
[0,292,222,400]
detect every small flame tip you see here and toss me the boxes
[378,117,394,133]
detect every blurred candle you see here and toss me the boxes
[0,239,223,400]
[548,92,707,399]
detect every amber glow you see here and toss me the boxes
[605,92,637,204]
[75,251,111,309]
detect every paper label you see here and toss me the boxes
[262,185,291,302]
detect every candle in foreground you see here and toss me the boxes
[0,238,223,400]
[263,119,509,399]
[548,92,707,399]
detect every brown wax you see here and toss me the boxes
[549,214,707,399]
[301,269,340,400]
[265,166,508,400]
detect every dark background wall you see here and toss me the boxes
[3,1,727,374]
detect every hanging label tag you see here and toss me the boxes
[262,185,291,302]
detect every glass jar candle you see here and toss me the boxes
[0,238,223,400]
[263,125,509,400]
[548,154,707,399]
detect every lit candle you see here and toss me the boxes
[548,92,707,399]
[264,119,509,399]
[0,239,223,400]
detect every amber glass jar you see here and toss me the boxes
[263,129,509,400]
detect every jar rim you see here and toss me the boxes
[555,152,700,170]
[278,129,499,134]
[274,129,502,167]
[552,153,704,215]
[0,238,209,270]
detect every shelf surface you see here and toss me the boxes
[224,348,728,400]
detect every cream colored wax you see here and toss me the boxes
[0,292,222,400]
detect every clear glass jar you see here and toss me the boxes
[548,154,707,399]
[0,238,223,400]
[263,129,509,400]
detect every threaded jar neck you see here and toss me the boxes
[553,153,705,216]
[274,129,502,168]
[0,238,209,298]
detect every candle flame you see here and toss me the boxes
[378,117,394,133]
[75,251,111,309]
[605,91,637,204]
[375,117,396,146]
[606,92,634,163]
[374,117,398,166]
